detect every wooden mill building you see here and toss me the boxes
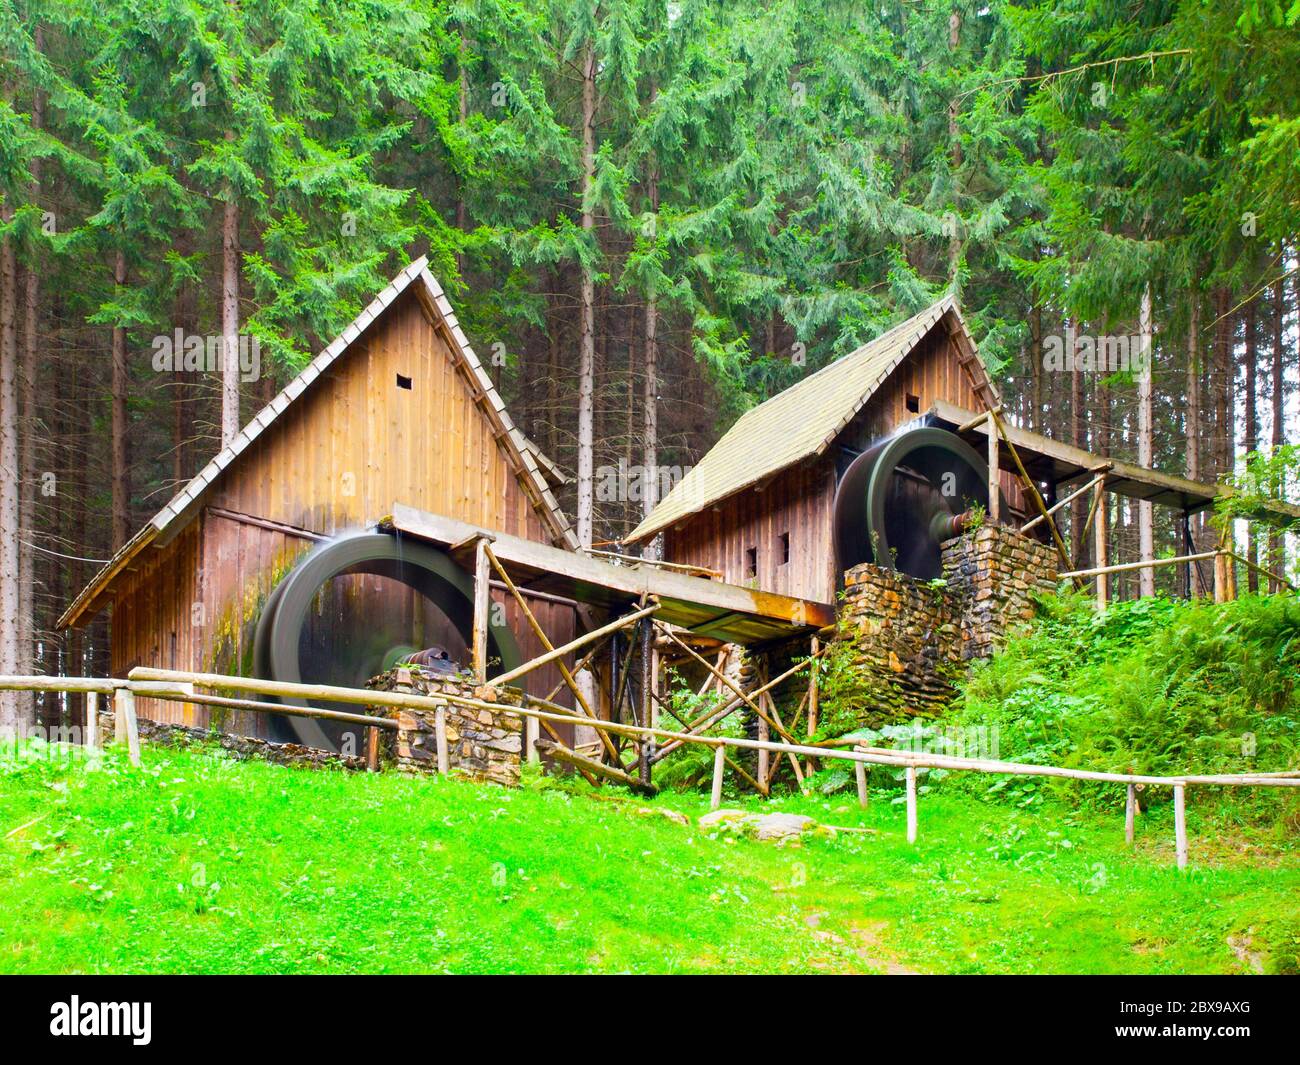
[625,296,1297,603]
[58,259,825,743]
[58,259,583,728]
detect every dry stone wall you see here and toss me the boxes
[837,525,1058,716]
[370,669,524,786]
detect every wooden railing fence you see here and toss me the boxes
[1,669,1297,870]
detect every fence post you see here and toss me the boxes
[905,765,918,844]
[710,744,726,811]
[854,753,868,810]
[1173,783,1188,869]
[113,687,140,767]
[435,706,450,775]
[85,691,99,750]
[1124,783,1136,846]
[526,715,540,765]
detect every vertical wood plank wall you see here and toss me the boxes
[109,289,576,730]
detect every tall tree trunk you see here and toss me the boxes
[575,41,597,548]
[19,40,43,711]
[946,7,962,280]
[1137,285,1155,596]
[0,199,19,728]
[1244,293,1259,591]
[111,250,129,551]
[221,186,241,448]
[1030,302,1042,432]
[1270,271,1285,591]
[1185,291,1203,595]
[1069,320,1085,563]
[456,27,469,277]
[642,137,660,561]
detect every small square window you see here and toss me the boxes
[396,373,413,390]
[745,546,758,579]
[905,393,920,413]
[779,531,790,565]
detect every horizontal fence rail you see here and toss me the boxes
[2,669,1297,869]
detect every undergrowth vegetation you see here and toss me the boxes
[948,593,1300,823]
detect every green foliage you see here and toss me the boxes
[952,593,1300,819]
[1216,446,1300,539]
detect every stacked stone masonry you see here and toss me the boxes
[96,710,367,769]
[370,669,524,786]
[838,525,1058,716]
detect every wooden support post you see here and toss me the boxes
[1124,782,1136,846]
[114,687,140,767]
[526,715,540,765]
[472,536,492,684]
[855,758,868,810]
[85,690,98,750]
[710,744,726,811]
[1173,783,1188,869]
[656,624,799,747]
[986,416,1001,524]
[988,408,1076,581]
[1093,479,1109,609]
[365,725,380,772]
[905,765,918,843]
[1213,550,1228,604]
[435,706,450,775]
[756,713,769,787]
[806,635,819,775]
[639,616,653,787]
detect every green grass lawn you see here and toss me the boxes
[1,741,1297,974]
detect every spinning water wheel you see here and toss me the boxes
[252,531,522,751]
[833,426,1002,581]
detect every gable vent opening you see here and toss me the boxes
[396,373,413,390]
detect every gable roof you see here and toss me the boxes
[625,296,997,544]
[58,258,577,629]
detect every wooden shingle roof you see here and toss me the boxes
[626,296,996,543]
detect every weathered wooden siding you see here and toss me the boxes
[109,290,577,731]
[663,458,837,604]
[660,324,1028,604]
[206,288,554,542]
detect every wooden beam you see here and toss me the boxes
[114,687,140,767]
[472,535,493,684]
[1093,478,1109,609]
[651,643,828,762]
[535,739,657,795]
[986,418,1001,524]
[654,624,799,747]
[435,707,450,775]
[1022,471,1108,533]
[1124,783,1136,846]
[484,544,619,760]
[1060,550,1218,580]
[905,765,918,844]
[387,503,834,638]
[1173,783,1188,869]
[710,745,726,810]
[488,603,660,696]
[989,408,1074,578]
[85,690,98,750]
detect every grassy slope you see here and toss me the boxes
[1,742,1296,974]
